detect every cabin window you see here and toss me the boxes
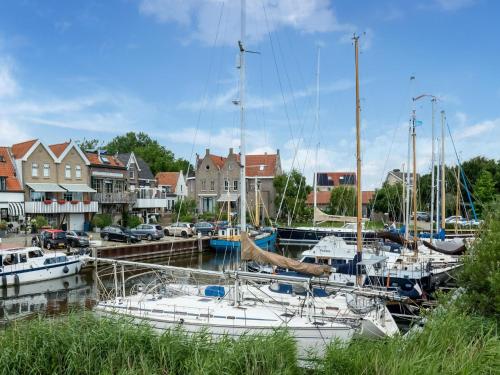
[75,165,82,179]
[302,257,315,264]
[19,253,27,263]
[3,254,17,266]
[32,163,39,177]
[65,164,71,178]
[43,163,50,177]
[28,250,43,258]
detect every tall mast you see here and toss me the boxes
[436,141,441,234]
[411,110,418,246]
[405,120,411,242]
[254,177,259,227]
[239,0,247,232]
[440,110,446,230]
[429,98,436,242]
[354,35,362,279]
[455,166,460,234]
[313,47,321,227]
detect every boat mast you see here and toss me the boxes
[255,177,259,227]
[440,110,446,230]
[411,110,418,247]
[430,98,436,242]
[239,0,247,232]
[436,140,441,235]
[455,165,460,234]
[405,119,411,243]
[354,35,362,285]
[313,47,321,227]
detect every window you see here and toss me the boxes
[201,180,206,191]
[129,169,134,179]
[65,164,71,178]
[0,177,6,191]
[32,163,39,177]
[224,179,229,191]
[233,180,238,191]
[75,165,82,179]
[210,180,215,191]
[43,163,50,177]
[64,192,73,201]
[30,191,45,201]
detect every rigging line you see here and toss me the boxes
[167,1,225,265]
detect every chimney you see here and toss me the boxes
[276,149,280,155]
[229,147,234,155]
[205,148,210,155]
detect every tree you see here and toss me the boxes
[76,138,102,152]
[173,198,197,222]
[105,132,192,175]
[474,170,496,215]
[328,186,356,216]
[371,182,404,221]
[274,170,312,225]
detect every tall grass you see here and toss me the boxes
[0,313,299,375]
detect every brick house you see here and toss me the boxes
[0,147,24,223]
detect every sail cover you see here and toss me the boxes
[313,206,368,224]
[241,232,330,277]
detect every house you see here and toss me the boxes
[194,148,282,219]
[11,139,98,230]
[305,190,375,218]
[316,172,356,192]
[385,169,419,186]
[0,147,24,223]
[362,190,375,218]
[156,171,187,211]
[86,150,132,223]
[116,152,156,190]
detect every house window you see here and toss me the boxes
[210,180,215,191]
[65,164,71,178]
[43,163,50,177]
[129,169,134,179]
[224,179,229,191]
[32,163,39,177]
[201,180,206,191]
[64,192,73,201]
[75,165,82,179]
[30,191,45,201]
[0,177,6,191]
[233,180,238,191]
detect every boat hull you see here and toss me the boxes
[210,231,277,252]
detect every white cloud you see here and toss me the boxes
[454,118,498,140]
[0,61,18,97]
[139,0,353,46]
[0,118,30,144]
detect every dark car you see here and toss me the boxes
[193,222,215,236]
[100,226,141,243]
[32,229,67,250]
[130,224,164,241]
[411,211,431,222]
[66,230,90,248]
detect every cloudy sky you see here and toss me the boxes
[0,0,499,189]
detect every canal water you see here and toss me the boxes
[0,246,306,325]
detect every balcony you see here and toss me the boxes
[92,192,136,204]
[134,198,169,209]
[26,201,98,214]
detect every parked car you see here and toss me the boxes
[32,229,67,250]
[163,222,194,237]
[131,224,164,241]
[445,216,467,226]
[100,226,141,243]
[193,222,215,236]
[66,230,90,248]
[410,211,431,222]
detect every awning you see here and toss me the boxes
[8,202,24,217]
[217,193,239,202]
[59,183,96,193]
[26,183,66,192]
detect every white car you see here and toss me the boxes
[444,216,467,226]
[163,222,194,237]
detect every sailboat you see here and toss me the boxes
[277,49,376,247]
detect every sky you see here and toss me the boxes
[0,0,499,189]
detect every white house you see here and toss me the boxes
[155,171,187,211]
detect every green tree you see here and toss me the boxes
[274,170,312,225]
[328,186,356,216]
[371,182,404,221]
[76,138,102,152]
[474,170,496,215]
[173,198,197,222]
[105,132,192,175]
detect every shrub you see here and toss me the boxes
[127,215,143,229]
[91,214,112,229]
[33,215,48,229]
[0,220,7,230]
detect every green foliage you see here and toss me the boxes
[91,214,112,229]
[462,156,500,194]
[0,313,299,375]
[199,211,216,222]
[32,215,49,229]
[105,132,192,175]
[328,186,356,216]
[0,220,7,230]
[474,170,497,215]
[371,182,404,221]
[127,215,143,229]
[173,198,197,222]
[458,201,500,318]
[76,138,102,152]
[274,170,312,224]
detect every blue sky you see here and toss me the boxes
[0,0,499,189]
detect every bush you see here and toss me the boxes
[0,220,7,230]
[91,214,112,229]
[33,215,48,229]
[127,215,143,229]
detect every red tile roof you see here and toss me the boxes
[85,152,124,167]
[0,147,22,191]
[306,191,331,205]
[246,154,278,177]
[49,142,70,157]
[156,172,180,187]
[209,154,226,169]
[11,139,37,159]
[362,191,375,205]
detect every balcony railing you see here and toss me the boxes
[92,192,136,204]
[134,198,169,209]
[25,201,98,214]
